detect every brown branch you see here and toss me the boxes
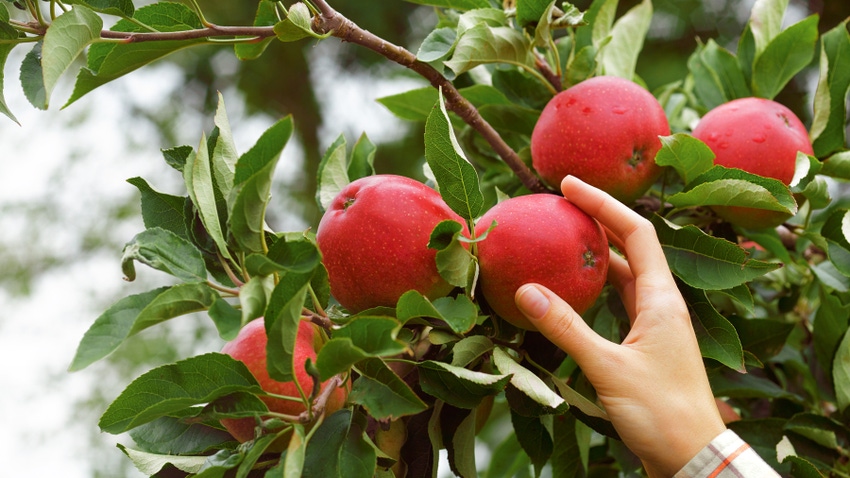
[310,0,550,194]
[535,53,562,93]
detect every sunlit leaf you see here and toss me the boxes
[402,0,489,10]
[316,316,407,380]
[668,166,796,215]
[418,360,510,408]
[274,2,330,42]
[814,290,850,379]
[128,416,233,455]
[681,284,745,371]
[687,39,751,110]
[493,347,568,415]
[811,20,850,157]
[21,42,46,110]
[748,0,789,56]
[833,331,850,416]
[0,4,19,124]
[417,26,457,62]
[377,87,438,122]
[444,23,535,76]
[228,116,293,254]
[234,1,278,60]
[264,270,313,382]
[751,15,818,100]
[599,0,651,79]
[41,6,102,107]
[99,353,263,434]
[315,134,349,212]
[821,209,850,277]
[118,444,208,475]
[655,134,715,184]
[424,89,484,220]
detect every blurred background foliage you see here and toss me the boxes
[1,0,849,476]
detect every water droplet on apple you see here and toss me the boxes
[717,141,729,150]
[611,106,627,115]
[707,132,721,142]
[582,106,592,114]
[752,134,766,144]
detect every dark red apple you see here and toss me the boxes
[475,194,609,330]
[692,97,813,228]
[531,76,670,203]
[220,319,347,443]
[316,174,465,313]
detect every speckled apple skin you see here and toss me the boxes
[692,97,813,228]
[220,319,347,443]
[316,174,465,313]
[531,76,670,203]
[475,194,609,331]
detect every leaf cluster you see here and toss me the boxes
[45,0,850,476]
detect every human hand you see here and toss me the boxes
[514,176,726,477]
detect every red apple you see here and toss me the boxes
[692,97,813,229]
[531,76,670,203]
[475,194,609,330]
[220,319,347,443]
[316,174,465,313]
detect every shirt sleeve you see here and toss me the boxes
[673,429,781,478]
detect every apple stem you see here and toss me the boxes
[309,0,551,194]
[205,281,240,296]
[303,307,333,329]
[303,374,346,423]
[217,251,245,287]
[535,52,562,93]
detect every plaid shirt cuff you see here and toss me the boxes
[673,429,781,478]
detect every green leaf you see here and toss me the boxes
[598,0,652,80]
[208,297,242,341]
[444,404,478,478]
[316,316,407,380]
[210,93,239,210]
[121,227,208,282]
[444,23,535,76]
[228,116,293,254]
[280,424,307,478]
[99,353,263,434]
[651,215,781,290]
[418,360,510,408]
[185,133,233,262]
[245,235,321,276]
[376,87,439,122]
[162,145,193,172]
[451,335,493,368]
[315,134,349,212]
[821,151,850,180]
[396,290,478,334]
[516,0,551,27]
[749,0,789,56]
[41,6,102,107]
[655,134,716,184]
[239,275,273,326]
[118,444,209,475]
[727,315,794,362]
[751,15,818,100]
[811,20,850,157]
[424,89,484,220]
[69,283,216,371]
[302,410,377,478]
[348,358,428,420]
[821,209,850,277]
[402,0,489,10]
[687,39,751,110]
[551,414,589,478]
[264,270,313,382]
[0,4,18,124]
[128,416,233,455]
[66,2,204,107]
[708,368,802,401]
[668,166,797,215]
[234,1,278,60]
[417,26,457,63]
[511,411,553,474]
[348,133,377,182]
[681,284,745,371]
[274,2,329,42]
[64,0,133,17]
[21,42,46,110]
[547,372,618,439]
[814,290,850,379]
[127,177,189,240]
[493,347,568,415]
[833,330,850,416]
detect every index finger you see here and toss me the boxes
[561,175,672,286]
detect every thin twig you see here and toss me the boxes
[310,0,550,193]
[535,52,562,93]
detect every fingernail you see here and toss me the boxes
[516,285,550,320]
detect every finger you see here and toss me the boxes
[561,176,673,288]
[607,252,637,322]
[515,283,615,368]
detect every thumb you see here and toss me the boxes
[514,284,609,367]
